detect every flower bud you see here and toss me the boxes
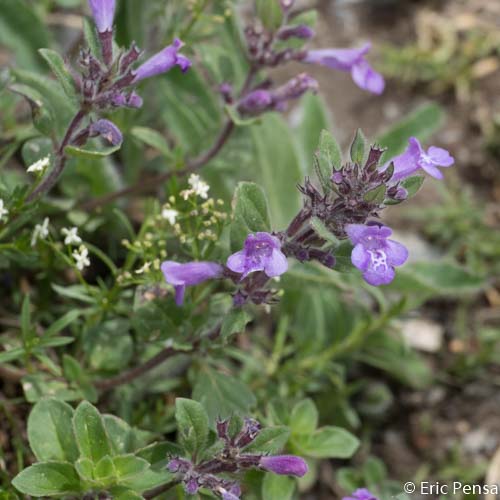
[88,119,123,146]
[259,455,308,477]
[88,0,116,33]
[277,25,314,41]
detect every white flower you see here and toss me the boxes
[161,208,179,225]
[72,245,90,271]
[188,174,210,199]
[135,262,152,274]
[61,227,82,246]
[27,156,50,174]
[0,199,8,221]
[31,217,50,247]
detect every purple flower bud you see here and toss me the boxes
[133,38,192,83]
[280,0,295,11]
[346,223,408,286]
[259,455,308,477]
[237,90,273,116]
[227,232,288,280]
[387,137,454,182]
[343,488,379,500]
[185,478,199,495]
[277,24,315,41]
[272,73,318,101]
[161,261,223,306]
[221,488,240,500]
[394,186,408,200]
[127,92,143,108]
[302,43,385,95]
[332,172,343,184]
[167,457,191,474]
[88,0,115,33]
[88,119,123,146]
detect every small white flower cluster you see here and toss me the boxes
[161,207,179,225]
[181,174,210,200]
[0,199,8,221]
[31,218,50,247]
[31,220,90,272]
[72,245,90,271]
[27,156,50,174]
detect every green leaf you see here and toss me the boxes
[175,398,209,456]
[94,455,116,481]
[225,104,261,127]
[73,401,112,463]
[130,126,173,159]
[291,426,359,458]
[262,473,296,500]
[290,399,318,436]
[309,217,339,248]
[112,489,145,500]
[251,114,303,228]
[389,262,484,303]
[104,415,138,455]
[244,426,290,454]
[364,184,386,204]
[317,129,342,189]
[12,462,82,497]
[255,0,283,29]
[75,457,94,482]
[192,367,256,423]
[350,129,367,165]
[113,454,150,479]
[230,182,271,251]
[28,398,79,462]
[44,310,80,337]
[38,49,76,100]
[220,309,252,341]
[295,95,332,169]
[400,175,425,199]
[376,103,444,159]
[83,17,101,58]
[65,144,121,159]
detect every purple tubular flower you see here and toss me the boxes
[161,261,223,306]
[226,232,288,280]
[133,38,192,83]
[389,137,455,182]
[259,455,308,477]
[88,119,122,146]
[88,0,116,33]
[343,488,379,500]
[346,224,408,286]
[277,24,315,41]
[185,478,199,495]
[237,90,273,116]
[303,43,385,95]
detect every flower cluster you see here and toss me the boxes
[161,135,454,305]
[167,417,307,499]
[39,0,191,160]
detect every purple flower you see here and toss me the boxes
[277,25,315,41]
[167,457,191,474]
[259,455,308,477]
[185,478,199,495]
[220,485,241,500]
[303,43,384,95]
[161,261,223,306]
[226,232,288,280]
[88,0,116,33]
[133,38,192,83]
[88,119,122,146]
[346,224,408,286]
[389,137,454,182]
[343,488,379,500]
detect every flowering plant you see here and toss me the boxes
[0,1,486,499]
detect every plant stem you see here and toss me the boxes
[80,66,258,211]
[143,479,181,499]
[95,326,221,392]
[27,109,88,202]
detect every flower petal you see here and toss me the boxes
[420,163,444,179]
[174,285,186,306]
[351,243,369,271]
[264,249,288,277]
[386,240,409,266]
[226,250,247,274]
[363,266,395,286]
[427,146,454,167]
[351,59,385,94]
[345,224,368,245]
